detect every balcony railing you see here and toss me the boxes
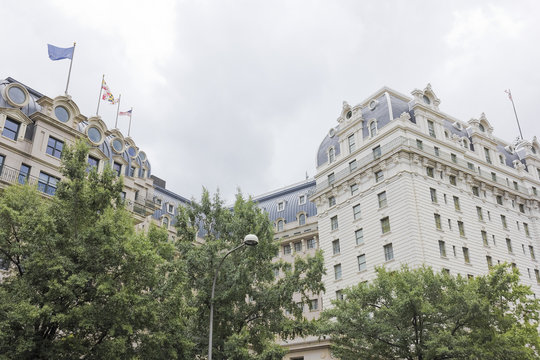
[0,164,40,187]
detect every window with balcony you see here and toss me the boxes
[0,154,4,176]
[18,163,30,184]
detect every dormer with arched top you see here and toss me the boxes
[468,113,494,138]
[36,95,86,130]
[411,83,440,111]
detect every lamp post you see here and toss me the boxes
[208,234,259,360]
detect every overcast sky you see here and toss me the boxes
[3,0,540,202]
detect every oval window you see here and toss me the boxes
[128,146,137,157]
[139,151,147,161]
[112,138,123,153]
[87,127,102,143]
[8,86,27,105]
[346,110,352,119]
[54,106,70,123]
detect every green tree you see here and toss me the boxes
[0,141,192,359]
[319,265,540,360]
[175,189,325,359]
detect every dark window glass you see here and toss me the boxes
[38,172,59,196]
[113,162,122,176]
[18,164,30,184]
[0,155,4,176]
[87,156,99,169]
[2,118,20,140]
[46,137,64,158]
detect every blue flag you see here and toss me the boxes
[47,44,74,61]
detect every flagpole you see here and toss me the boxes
[64,42,76,96]
[96,74,104,116]
[115,94,121,128]
[128,107,133,137]
[506,89,524,140]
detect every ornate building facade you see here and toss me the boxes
[2,76,539,359]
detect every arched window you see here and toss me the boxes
[277,220,284,232]
[369,121,377,137]
[162,217,169,229]
[328,148,335,163]
[299,213,306,225]
[479,124,485,132]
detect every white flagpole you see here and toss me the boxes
[96,74,104,116]
[115,94,121,128]
[64,42,76,96]
[128,107,133,137]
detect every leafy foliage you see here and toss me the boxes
[319,265,540,360]
[0,141,192,359]
[175,189,325,359]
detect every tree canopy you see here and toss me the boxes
[0,141,192,359]
[319,265,540,360]
[175,189,325,359]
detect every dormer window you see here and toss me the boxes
[369,121,377,137]
[277,201,285,211]
[328,147,335,163]
[167,203,174,214]
[298,195,306,205]
[479,124,485,132]
[423,95,431,105]
[54,106,70,123]
[299,213,306,225]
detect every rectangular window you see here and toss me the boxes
[377,191,387,208]
[426,167,434,178]
[310,299,318,311]
[46,136,64,158]
[113,162,122,176]
[336,290,344,300]
[18,163,31,184]
[491,172,497,182]
[506,238,513,253]
[513,181,518,190]
[349,159,357,172]
[334,264,342,280]
[353,204,361,220]
[350,183,359,196]
[416,139,423,150]
[327,173,335,185]
[298,195,306,205]
[439,240,446,257]
[500,155,505,165]
[453,196,460,211]
[328,196,336,207]
[449,175,457,186]
[476,207,483,221]
[434,213,442,230]
[331,216,338,230]
[428,120,436,138]
[37,172,59,196]
[524,222,530,237]
[535,269,540,284]
[501,215,507,229]
[357,254,367,271]
[375,170,384,182]
[430,188,438,203]
[496,195,503,205]
[486,255,493,268]
[468,162,475,170]
[434,146,440,156]
[533,187,537,196]
[481,230,488,246]
[307,238,316,249]
[448,218,452,230]
[484,147,492,164]
[87,155,99,169]
[458,221,465,237]
[381,217,391,234]
[332,239,340,255]
[472,186,479,196]
[530,246,536,260]
[451,153,457,163]
[519,204,525,213]
[384,243,394,261]
[294,241,302,252]
[372,145,381,159]
[355,228,364,245]
[1,118,20,140]
[463,247,470,263]
[283,244,291,255]
[0,154,4,175]
[348,134,356,153]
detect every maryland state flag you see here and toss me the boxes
[101,80,119,104]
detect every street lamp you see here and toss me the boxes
[208,234,259,360]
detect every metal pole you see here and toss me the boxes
[208,243,245,360]
[506,89,524,140]
[114,94,121,128]
[96,74,104,116]
[64,42,76,96]
[127,107,133,136]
